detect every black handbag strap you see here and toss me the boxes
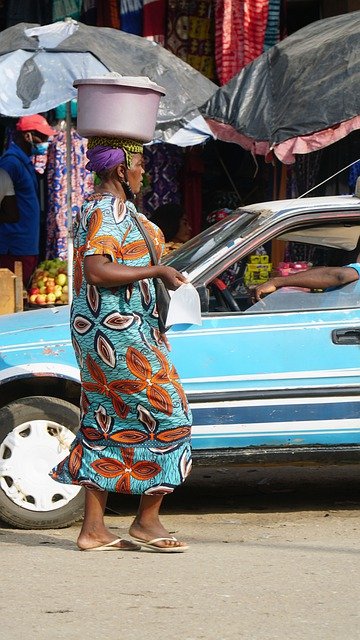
[130,210,159,266]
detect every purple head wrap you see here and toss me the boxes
[86,146,125,173]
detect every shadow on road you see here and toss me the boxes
[107,464,360,516]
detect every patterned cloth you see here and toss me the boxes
[87,136,143,169]
[142,144,184,215]
[166,0,216,80]
[215,0,270,85]
[46,129,93,260]
[51,193,192,495]
[263,0,281,50]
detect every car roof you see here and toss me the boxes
[242,194,360,216]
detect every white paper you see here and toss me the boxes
[166,283,202,327]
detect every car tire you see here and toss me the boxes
[0,396,84,529]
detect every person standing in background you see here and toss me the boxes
[150,202,192,255]
[0,114,55,287]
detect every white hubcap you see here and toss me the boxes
[0,419,81,511]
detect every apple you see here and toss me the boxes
[35,294,46,305]
[30,287,40,295]
[46,285,55,294]
[62,285,68,294]
[46,293,56,303]
[37,279,46,289]
[29,294,38,304]
[55,273,67,287]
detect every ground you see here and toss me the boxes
[1,464,360,640]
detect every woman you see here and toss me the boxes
[51,137,192,552]
[151,203,192,255]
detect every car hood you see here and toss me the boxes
[0,306,70,341]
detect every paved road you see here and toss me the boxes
[1,464,360,640]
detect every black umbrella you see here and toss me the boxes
[200,11,360,163]
[0,19,217,145]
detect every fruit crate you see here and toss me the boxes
[0,262,24,315]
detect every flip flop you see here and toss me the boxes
[131,536,189,553]
[79,538,141,552]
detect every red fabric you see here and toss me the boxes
[215,0,269,85]
[243,0,269,65]
[143,0,166,44]
[183,148,204,237]
[96,0,120,28]
[215,0,244,85]
[0,254,38,288]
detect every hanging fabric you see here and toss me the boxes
[4,0,52,27]
[166,0,189,62]
[166,0,215,80]
[81,0,97,25]
[52,0,82,22]
[263,0,281,50]
[142,144,184,216]
[46,128,94,260]
[215,0,270,85]
[183,147,204,237]
[120,0,143,35]
[96,0,120,29]
[215,0,244,85]
[143,0,166,44]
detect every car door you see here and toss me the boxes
[170,293,360,454]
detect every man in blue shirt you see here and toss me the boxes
[0,114,55,287]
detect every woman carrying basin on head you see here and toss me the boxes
[51,79,192,553]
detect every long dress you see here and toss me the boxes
[51,193,192,495]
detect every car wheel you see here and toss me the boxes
[0,396,84,529]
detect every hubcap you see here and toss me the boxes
[0,419,81,511]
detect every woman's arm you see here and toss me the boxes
[253,266,360,301]
[84,254,187,289]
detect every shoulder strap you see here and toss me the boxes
[130,210,159,266]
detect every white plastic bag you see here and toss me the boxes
[166,282,202,327]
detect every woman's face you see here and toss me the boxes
[127,153,145,194]
[176,215,192,243]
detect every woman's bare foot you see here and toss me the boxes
[77,530,140,551]
[129,518,188,550]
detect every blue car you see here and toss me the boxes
[1,194,360,528]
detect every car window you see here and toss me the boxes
[246,281,360,313]
[207,222,360,315]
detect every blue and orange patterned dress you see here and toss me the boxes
[51,193,192,495]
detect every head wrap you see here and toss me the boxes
[86,136,144,173]
[86,146,125,173]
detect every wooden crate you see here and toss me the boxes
[0,262,24,315]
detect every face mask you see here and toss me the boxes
[31,141,49,156]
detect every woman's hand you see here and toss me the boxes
[155,265,188,290]
[159,333,171,351]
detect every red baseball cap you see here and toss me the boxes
[16,114,56,136]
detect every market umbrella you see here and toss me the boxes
[0,19,218,299]
[0,19,217,146]
[200,11,360,164]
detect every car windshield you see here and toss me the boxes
[162,209,260,273]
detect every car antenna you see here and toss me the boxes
[298,157,360,198]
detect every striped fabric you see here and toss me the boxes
[215,0,270,85]
[263,0,281,50]
[120,0,143,35]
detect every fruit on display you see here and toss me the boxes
[28,259,69,306]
